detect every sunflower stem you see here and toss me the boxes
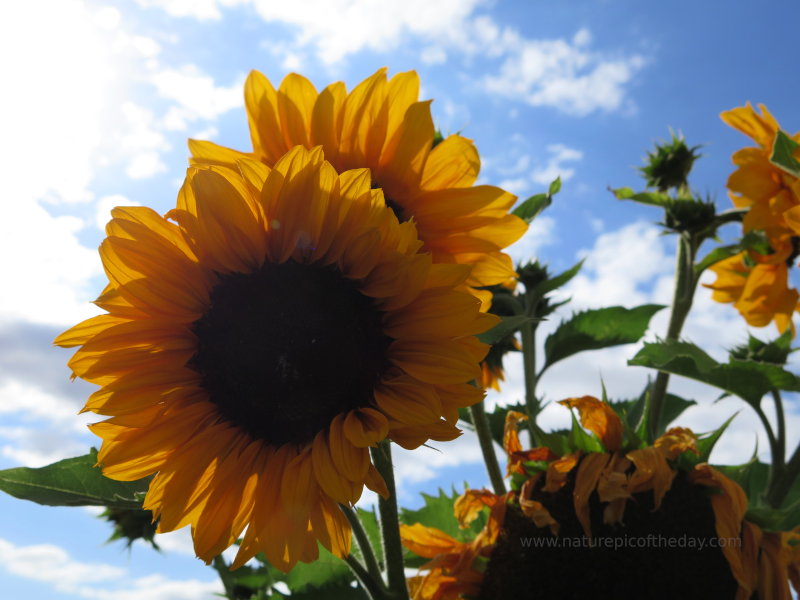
[649,232,697,440]
[767,441,800,508]
[519,317,540,445]
[343,553,388,600]
[340,504,385,591]
[370,440,409,600]
[211,555,237,600]
[469,402,506,495]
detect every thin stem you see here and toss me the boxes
[751,401,780,474]
[369,441,409,600]
[212,555,237,600]
[649,233,697,439]
[344,554,387,600]
[767,442,800,508]
[519,318,540,445]
[771,389,787,469]
[340,504,384,588]
[469,402,506,495]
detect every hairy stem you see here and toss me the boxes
[340,504,385,590]
[212,555,237,600]
[650,233,697,439]
[519,318,540,445]
[370,441,409,600]
[469,402,506,495]
[344,554,387,600]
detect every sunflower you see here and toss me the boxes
[707,104,800,333]
[56,145,497,572]
[404,399,800,599]
[705,252,798,334]
[188,68,527,308]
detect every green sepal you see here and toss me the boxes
[536,259,584,298]
[567,412,605,453]
[0,448,150,509]
[512,176,561,224]
[770,130,800,178]
[677,412,738,470]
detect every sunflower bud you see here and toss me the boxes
[639,131,701,192]
[662,196,717,234]
[101,507,159,550]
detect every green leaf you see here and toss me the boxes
[770,130,800,178]
[354,507,383,565]
[477,315,535,345]
[629,340,800,406]
[400,489,486,543]
[536,259,584,297]
[283,545,354,592]
[0,449,150,509]
[542,305,665,372]
[612,187,672,207]
[512,193,551,224]
[548,176,562,196]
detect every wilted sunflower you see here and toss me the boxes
[56,146,497,572]
[189,68,527,308]
[401,489,509,600]
[405,399,800,599]
[707,104,800,333]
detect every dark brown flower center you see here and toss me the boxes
[189,259,392,446]
[479,468,740,600]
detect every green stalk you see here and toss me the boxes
[212,555,237,600]
[519,318,540,445]
[340,504,385,590]
[649,232,697,440]
[767,442,800,508]
[369,441,409,600]
[469,402,506,495]
[344,554,387,600]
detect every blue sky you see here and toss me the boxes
[1,1,799,598]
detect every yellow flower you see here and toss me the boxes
[710,104,800,333]
[56,146,497,571]
[189,68,527,308]
[705,252,799,334]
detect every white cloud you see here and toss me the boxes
[420,46,447,65]
[152,65,244,131]
[507,215,557,264]
[95,195,141,232]
[135,0,247,20]
[393,431,485,485]
[0,537,222,600]
[531,143,583,185]
[484,32,645,116]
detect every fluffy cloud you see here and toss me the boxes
[0,538,222,600]
[484,28,646,116]
[136,1,645,116]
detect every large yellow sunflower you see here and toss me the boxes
[188,68,527,308]
[56,145,497,572]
